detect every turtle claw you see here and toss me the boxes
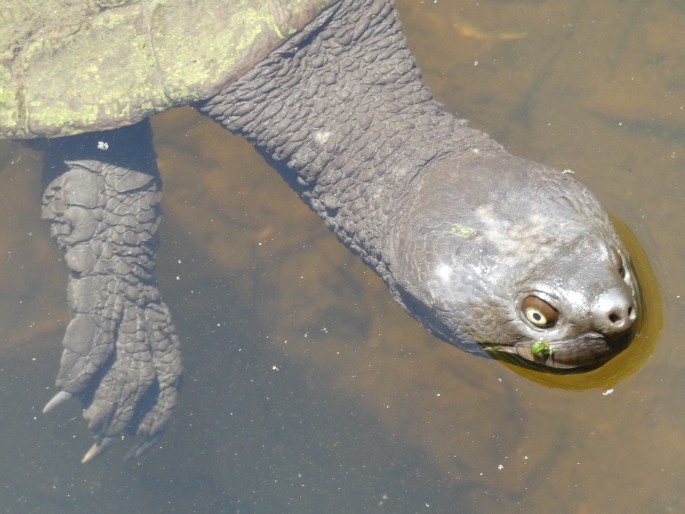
[81,437,117,464]
[42,390,74,413]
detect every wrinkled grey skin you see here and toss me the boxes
[38,0,638,461]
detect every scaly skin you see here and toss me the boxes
[40,0,639,460]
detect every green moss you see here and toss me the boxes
[450,225,474,237]
[1,0,338,138]
[530,340,554,357]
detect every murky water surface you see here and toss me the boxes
[0,1,682,512]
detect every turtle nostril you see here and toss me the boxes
[594,289,636,335]
[606,304,633,328]
[606,303,636,332]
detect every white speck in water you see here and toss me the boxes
[97,141,109,150]
[602,388,614,396]
[378,493,390,507]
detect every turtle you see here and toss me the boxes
[0,0,640,462]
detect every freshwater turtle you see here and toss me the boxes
[0,0,640,461]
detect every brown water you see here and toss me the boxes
[0,0,682,512]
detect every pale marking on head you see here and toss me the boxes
[435,263,453,282]
[426,256,481,306]
[476,204,552,251]
[474,204,582,272]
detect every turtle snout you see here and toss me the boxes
[592,288,637,336]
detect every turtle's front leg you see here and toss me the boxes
[40,122,182,462]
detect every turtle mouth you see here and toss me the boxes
[482,331,634,373]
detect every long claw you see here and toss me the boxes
[42,390,74,413]
[81,437,116,463]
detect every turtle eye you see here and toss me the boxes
[609,247,625,278]
[521,295,559,328]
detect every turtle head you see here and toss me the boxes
[388,151,640,372]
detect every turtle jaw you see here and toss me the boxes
[483,330,635,372]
